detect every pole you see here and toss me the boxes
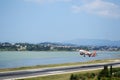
[110,65,112,78]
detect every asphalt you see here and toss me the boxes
[0,62,120,80]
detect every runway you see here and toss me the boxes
[0,62,120,80]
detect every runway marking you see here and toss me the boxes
[48,71,65,74]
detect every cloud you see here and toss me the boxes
[25,0,71,3]
[72,0,120,18]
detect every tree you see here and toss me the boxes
[98,65,110,80]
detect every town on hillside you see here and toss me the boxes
[0,42,120,51]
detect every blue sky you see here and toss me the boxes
[0,0,120,43]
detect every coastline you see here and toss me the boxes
[0,58,120,72]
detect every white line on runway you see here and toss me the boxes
[48,71,65,74]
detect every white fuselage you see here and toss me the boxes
[79,50,92,55]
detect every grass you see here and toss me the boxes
[18,67,120,80]
[19,73,71,80]
[18,70,101,80]
[0,59,117,72]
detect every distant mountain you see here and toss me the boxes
[64,39,120,47]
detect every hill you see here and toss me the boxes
[64,39,120,47]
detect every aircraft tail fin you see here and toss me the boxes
[91,51,96,57]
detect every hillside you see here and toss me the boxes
[64,39,120,47]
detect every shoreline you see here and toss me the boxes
[0,58,120,72]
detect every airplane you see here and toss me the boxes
[79,49,96,57]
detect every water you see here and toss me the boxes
[0,51,120,69]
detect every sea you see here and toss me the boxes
[0,51,120,68]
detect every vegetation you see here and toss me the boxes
[18,73,71,80]
[0,42,120,51]
[70,73,97,80]
[70,66,120,80]
[18,67,120,80]
[18,70,100,80]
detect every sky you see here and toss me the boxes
[0,0,120,43]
